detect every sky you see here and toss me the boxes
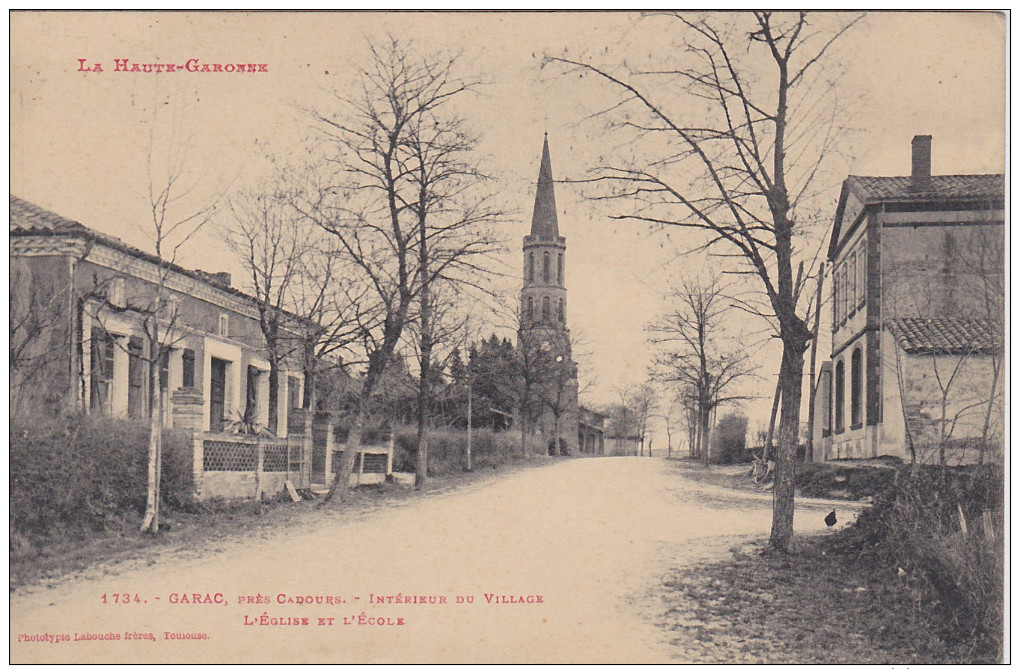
[10,11,1007,438]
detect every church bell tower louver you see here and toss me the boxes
[518,134,579,455]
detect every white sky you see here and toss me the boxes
[10,11,1006,436]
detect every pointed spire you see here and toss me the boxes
[530,135,559,236]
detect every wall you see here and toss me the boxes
[10,255,75,415]
[880,215,1004,321]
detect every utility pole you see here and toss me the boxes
[466,369,473,471]
[805,262,826,463]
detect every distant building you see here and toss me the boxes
[578,407,606,455]
[812,136,1004,463]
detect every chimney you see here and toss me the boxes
[211,272,232,288]
[910,135,932,190]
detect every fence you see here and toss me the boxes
[194,432,302,500]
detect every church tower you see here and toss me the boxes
[519,134,579,455]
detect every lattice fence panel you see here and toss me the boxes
[203,440,256,472]
[362,453,388,474]
[263,443,289,472]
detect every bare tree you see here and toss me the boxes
[548,11,861,550]
[300,38,499,501]
[225,181,307,432]
[135,102,219,533]
[649,277,755,465]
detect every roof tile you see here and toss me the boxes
[886,318,1002,355]
[846,174,1004,203]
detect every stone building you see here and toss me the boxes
[517,135,581,455]
[812,136,1004,463]
[10,195,306,436]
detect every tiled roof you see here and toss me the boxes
[11,195,90,234]
[846,174,1004,203]
[11,195,312,325]
[886,318,1002,355]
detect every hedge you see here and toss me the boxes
[10,414,193,541]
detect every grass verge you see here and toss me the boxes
[658,536,994,663]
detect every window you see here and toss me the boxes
[841,264,849,321]
[848,251,857,314]
[526,297,534,321]
[288,376,302,412]
[850,347,863,428]
[824,370,833,437]
[857,247,867,307]
[90,328,115,413]
[834,360,845,433]
[542,296,550,321]
[181,348,196,388]
[218,313,229,337]
[527,253,534,282]
[127,336,145,418]
[832,269,840,327]
[543,252,550,283]
[558,254,563,284]
[557,298,564,322]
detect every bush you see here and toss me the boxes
[10,414,194,542]
[711,413,750,464]
[392,426,520,476]
[794,462,897,500]
[834,464,1004,660]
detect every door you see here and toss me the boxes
[209,357,227,432]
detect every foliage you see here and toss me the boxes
[711,412,749,464]
[392,426,520,476]
[10,414,193,545]
[833,464,1004,659]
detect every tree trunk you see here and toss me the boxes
[415,338,432,490]
[764,376,781,461]
[466,380,473,471]
[268,363,279,433]
[768,342,805,552]
[140,341,162,534]
[978,356,1002,465]
[700,404,711,466]
[805,263,825,462]
[323,407,365,503]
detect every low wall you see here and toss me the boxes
[194,431,394,501]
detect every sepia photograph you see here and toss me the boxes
[9,10,1006,664]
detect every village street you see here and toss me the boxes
[11,458,854,664]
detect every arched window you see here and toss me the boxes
[526,297,533,321]
[834,360,845,433]
[558,254,563,284]
[543,252,550,283]
[557,298,564,322]
[528,253,534,282]
[851,347,863,428]
[542,296,550,321]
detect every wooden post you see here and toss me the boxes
[386,433,394,477]
[466,379,473,471]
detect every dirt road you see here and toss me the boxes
[10,457,853,663]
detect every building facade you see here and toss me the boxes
[517,136,581,455]
[812,137,1004,463]
[10,195,305,438]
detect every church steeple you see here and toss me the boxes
[520,135,568,331]
[530,134,559,237]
